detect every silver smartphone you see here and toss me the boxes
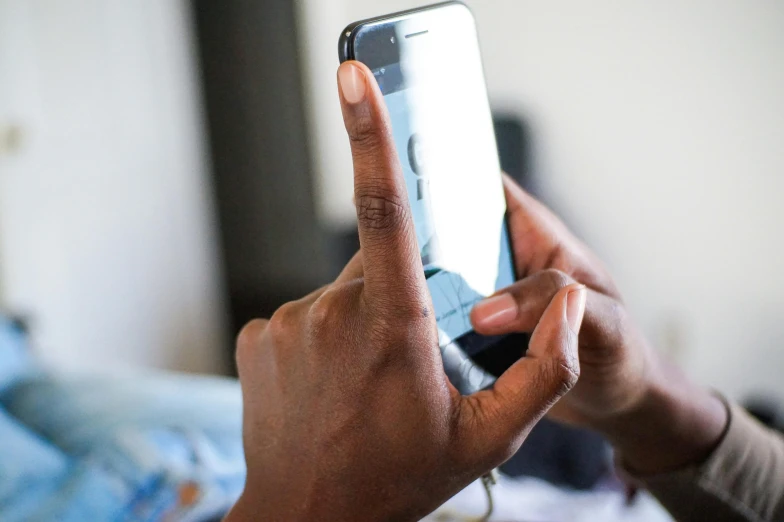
[339,2,524,377]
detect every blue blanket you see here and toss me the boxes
[0,316,245,522]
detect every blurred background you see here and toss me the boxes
[1,0,783,409]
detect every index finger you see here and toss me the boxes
[337,61,425,307]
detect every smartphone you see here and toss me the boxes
[339,1,525,379]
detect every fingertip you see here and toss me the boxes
[337,61,391,145]
[471,293,518,331]
[552,283,586,320]
[337,61,367,105]
[527,283,585,356]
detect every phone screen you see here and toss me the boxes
[350,4,516,355]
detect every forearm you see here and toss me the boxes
[592,358,784,521]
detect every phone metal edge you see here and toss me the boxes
[337,1,466,63]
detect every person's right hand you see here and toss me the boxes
[471,177,728,474]
[225,61,588,522]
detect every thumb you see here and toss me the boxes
[458,284,586,468]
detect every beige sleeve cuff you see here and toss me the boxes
[622,400,784,522]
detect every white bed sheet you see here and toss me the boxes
[425,475,673,522]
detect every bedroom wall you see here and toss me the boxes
[0,0,229,374]
[298,0,784,402]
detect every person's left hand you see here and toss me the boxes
[224,61,587,522]
[469,176,727,475]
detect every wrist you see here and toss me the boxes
[591,358,729,475]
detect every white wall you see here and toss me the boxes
[297,0,356,230]
[300,0,784,402]
[0,0,229,374]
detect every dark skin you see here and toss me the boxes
[225,61,727,521]
[226,61,587,522]
[471,176,728,474]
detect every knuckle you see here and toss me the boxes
[367,289,431,328]
[605,298,628,328]
[601,298,630,349]
[394,297,432,324]
[543,241,568,269]
[365,314,404,346]
[366,311,418,351]
[308,287,341,328]
[354,189,408,232]
[309,281,363,335]
[541,268,573,295]
[347,115,381,147]
[267,301,300,342]
[543,349,581,397]
[307,294,333,329]
[235,318,268,366]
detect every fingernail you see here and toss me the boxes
[566,286,587,334]
[338,63,366,104]
[472,293,518,329]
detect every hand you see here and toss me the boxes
[471,177,728,474]
[472,177,647,424]
[225,61,587,522]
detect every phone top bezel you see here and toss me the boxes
[338,1,466,63]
